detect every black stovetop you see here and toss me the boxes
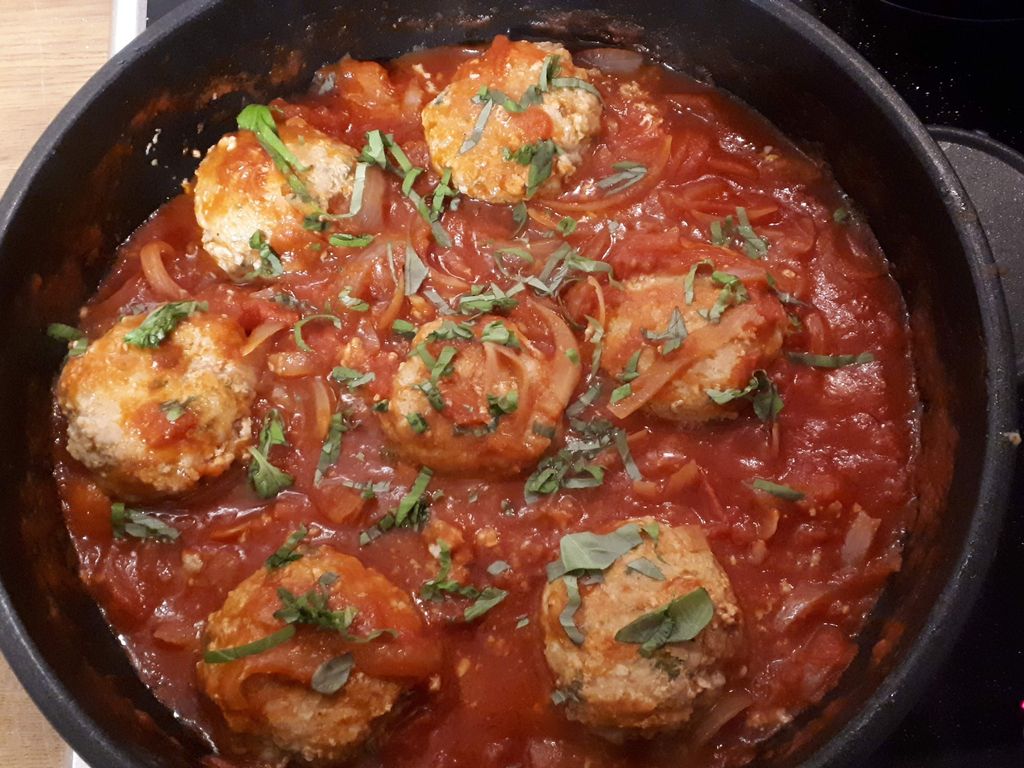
[144,1,1024,765]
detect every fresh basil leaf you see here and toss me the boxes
[614,587,714,655]
[460,98,495,154]
[266,526,309,569]
[487,560,511,576]
[47,323,89,357]
[293,313,342,352]
[751,478,805,501]
[111,503,180,542]
[315,412,352,485]
[237,104,312,202]
[123,301,207,348]
[556,216,577,236]
[404,245,429,296]
[506,139,558,199]
[559,574,584,644]
[626,557,665,581]
[642,307,688,355]
[426,320,474,342]
[596,161,646,194]
[465,586,508,622]
[331,366,376,389]
[787,351,875,368]
[480,320,520,348]
[337,287,370,312]
[203,624,296,664]
[392,318,417,339]
[547,523,643,580]
[311,653,354,694]
[159,399,189,422]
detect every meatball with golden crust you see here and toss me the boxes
[541,520,744,735]
[193,116,359,277]
[602,266,787,423]
[421,36,602,203]
[198,547,440,764]
[377,303,580,475]
[57,309,257,500]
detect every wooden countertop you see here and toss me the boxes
[0,3,111,765]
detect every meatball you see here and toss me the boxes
[56,311,257,499]
[198,547,439,763]
[541,521,743,734]
[377,306,580,475]
[193,116,359,277]
[421,36,602,203]
[603,270,786,423]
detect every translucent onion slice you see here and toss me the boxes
[310,377,333,438]
[533,301,580,410]
[139,241,188,300]
[242,321,287,357]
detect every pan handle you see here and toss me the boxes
[929,126,1024,381]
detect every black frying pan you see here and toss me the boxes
[0,1,1018,766]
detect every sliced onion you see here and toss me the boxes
[775,583,830,629]
[242,321,287,356]
[351,165,387,232]
[310,378,333,438]
[533,301,581,409]
[547,136,672,214]
[692,691,754,746]
[841,509,880,567]
[140,241,188,300]
[575,47,643,75]
[268,351,317,378]
[585,276,607,329]
[608,304,757,419]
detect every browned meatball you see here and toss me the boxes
[422,36,602,203]
[541,520,744,734]
[377,304,580,475]
[198,547,440,763]
[57,310,257,499]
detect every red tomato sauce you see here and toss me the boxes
[52,42,919,767]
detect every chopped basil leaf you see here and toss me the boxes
[329,233,374,248]
[626,557,666,581]
[751,478,805,501]
[641,521,660,543]
[422,287,456,315]
[613,429,643,481]
[532,421,557,439]
[705,272,749,323]
[516,615,530,630]
[337,288,369,312]
[512,201,528,235]
[266,525,309,569]
[487,560,511,576]
[311,653,354,695]
[237,104,312,202]
[610,383,632,404]
[430,168,458,218]
[360,467,434,543]
[404,245,429,296]
[315,411,352,485]
[465,586,508,621]
[342,479,391,500]
[417,380,446,412]
[507,139,558,199]
[47,323,88,356]
[529,243,616,298]
[480,320,520,348]
[249,409,294,499]
[460,98,495,154]
[401,167,423,196]
[787,351,876,368]
[203,624,296,664]
[430,346,458,381]
[458,282,522,314]
[614,587,714,655]
[559,574,584,644]
[707,369,783,424]
[407,413,429,433]
[392,318,417,339]
[834,206,850,224]
[159,399,188,422]
[293,313,342,352]
[566,348,580,364]
[372,400,389,413]
[684,259,714,305]
[331,366,376,389]
[708,207,768,260]
[539,55,561,91]
[426,320,474,342]
[596,161,647,194]
[547,523,643,581]
[556,216,577,236]
[422,541,477,600]
[241,231,282,280]
[274,576,396,643]
[488,390,519,417]
[111,502,180,542]
[642,307,688,355]
[123,301,207,348]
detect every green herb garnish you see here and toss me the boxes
[596,161,647,195]
[203,625,296,664]
[47,323,88,357]
[751,478,805,501]
[123,301,207,348]
[237,104,312,202]
[614,587,714,655]
[266,526,309,569]
[642,307,688,355]
[248,409,294,499]
[293,314,342,352]
[787,351,875,368]
[315,412,352,485]
[331,366,376,389]
[111,502,180,542]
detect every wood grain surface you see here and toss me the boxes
[0,3,111,765]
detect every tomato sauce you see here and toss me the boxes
[52,42,919,767]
